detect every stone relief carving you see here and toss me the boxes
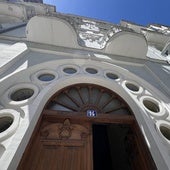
[52,13,132,49]
[58,119,73,139]
[40,119,90,142]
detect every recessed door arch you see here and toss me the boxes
[18,84,157,170]
[45,83,132,114]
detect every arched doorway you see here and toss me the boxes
[18,84,156,170]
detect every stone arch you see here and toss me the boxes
[3,59,167,169]
[18,81,157,170]
[44,83,133,115]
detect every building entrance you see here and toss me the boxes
[18,84,156,170]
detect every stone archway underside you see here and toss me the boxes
[45,83,132,115]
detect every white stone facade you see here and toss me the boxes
[0,1,170,170]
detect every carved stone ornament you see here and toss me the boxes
[52,13,132,49]
[40,119,90,142]
[59,119,73,139]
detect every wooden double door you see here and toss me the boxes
[18,112,156,170]
[18,84,157,170]
[18,116,92,170]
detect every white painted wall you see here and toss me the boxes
[0,5,170,170]
[0,56,169,169]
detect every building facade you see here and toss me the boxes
[0,1,170,170]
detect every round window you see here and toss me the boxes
[106,73,119,80]
[85,68,98,74]
[11,88,34,101]
[38,73,55,81]
[125,82,139,92]
[63,67,77,74]
[0,117,13,133]
[143,99,160,113]
[160,125,170,141]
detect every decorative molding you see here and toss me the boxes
[52,13,133,49]
[59,119,72,139]
[40,119,90,146]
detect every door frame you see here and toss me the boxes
[18,109,156,170]
[18,83,157,169]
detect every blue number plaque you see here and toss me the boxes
[87,110,97,117]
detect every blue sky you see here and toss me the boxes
[44,0,170,26]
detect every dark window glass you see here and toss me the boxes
[0,117,13,133]
[11,88,34,101]
[38,74,55,81]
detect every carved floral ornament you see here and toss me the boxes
[59,119,72,139]
[53,13,132,49]
[40,119,89,142]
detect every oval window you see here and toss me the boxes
[38,73,55,81]
[63,68,77,74]
[106,73,119,80]
[85,68,98,74]
[125,82,139,92]
[160,125,170,141]
[143,100,160,113]
[0,117,13,133]
[11,88,34,101]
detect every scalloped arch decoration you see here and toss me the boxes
[26,16,78,48]
[105,31,148,59]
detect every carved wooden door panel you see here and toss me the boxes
[18,119,93,170]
